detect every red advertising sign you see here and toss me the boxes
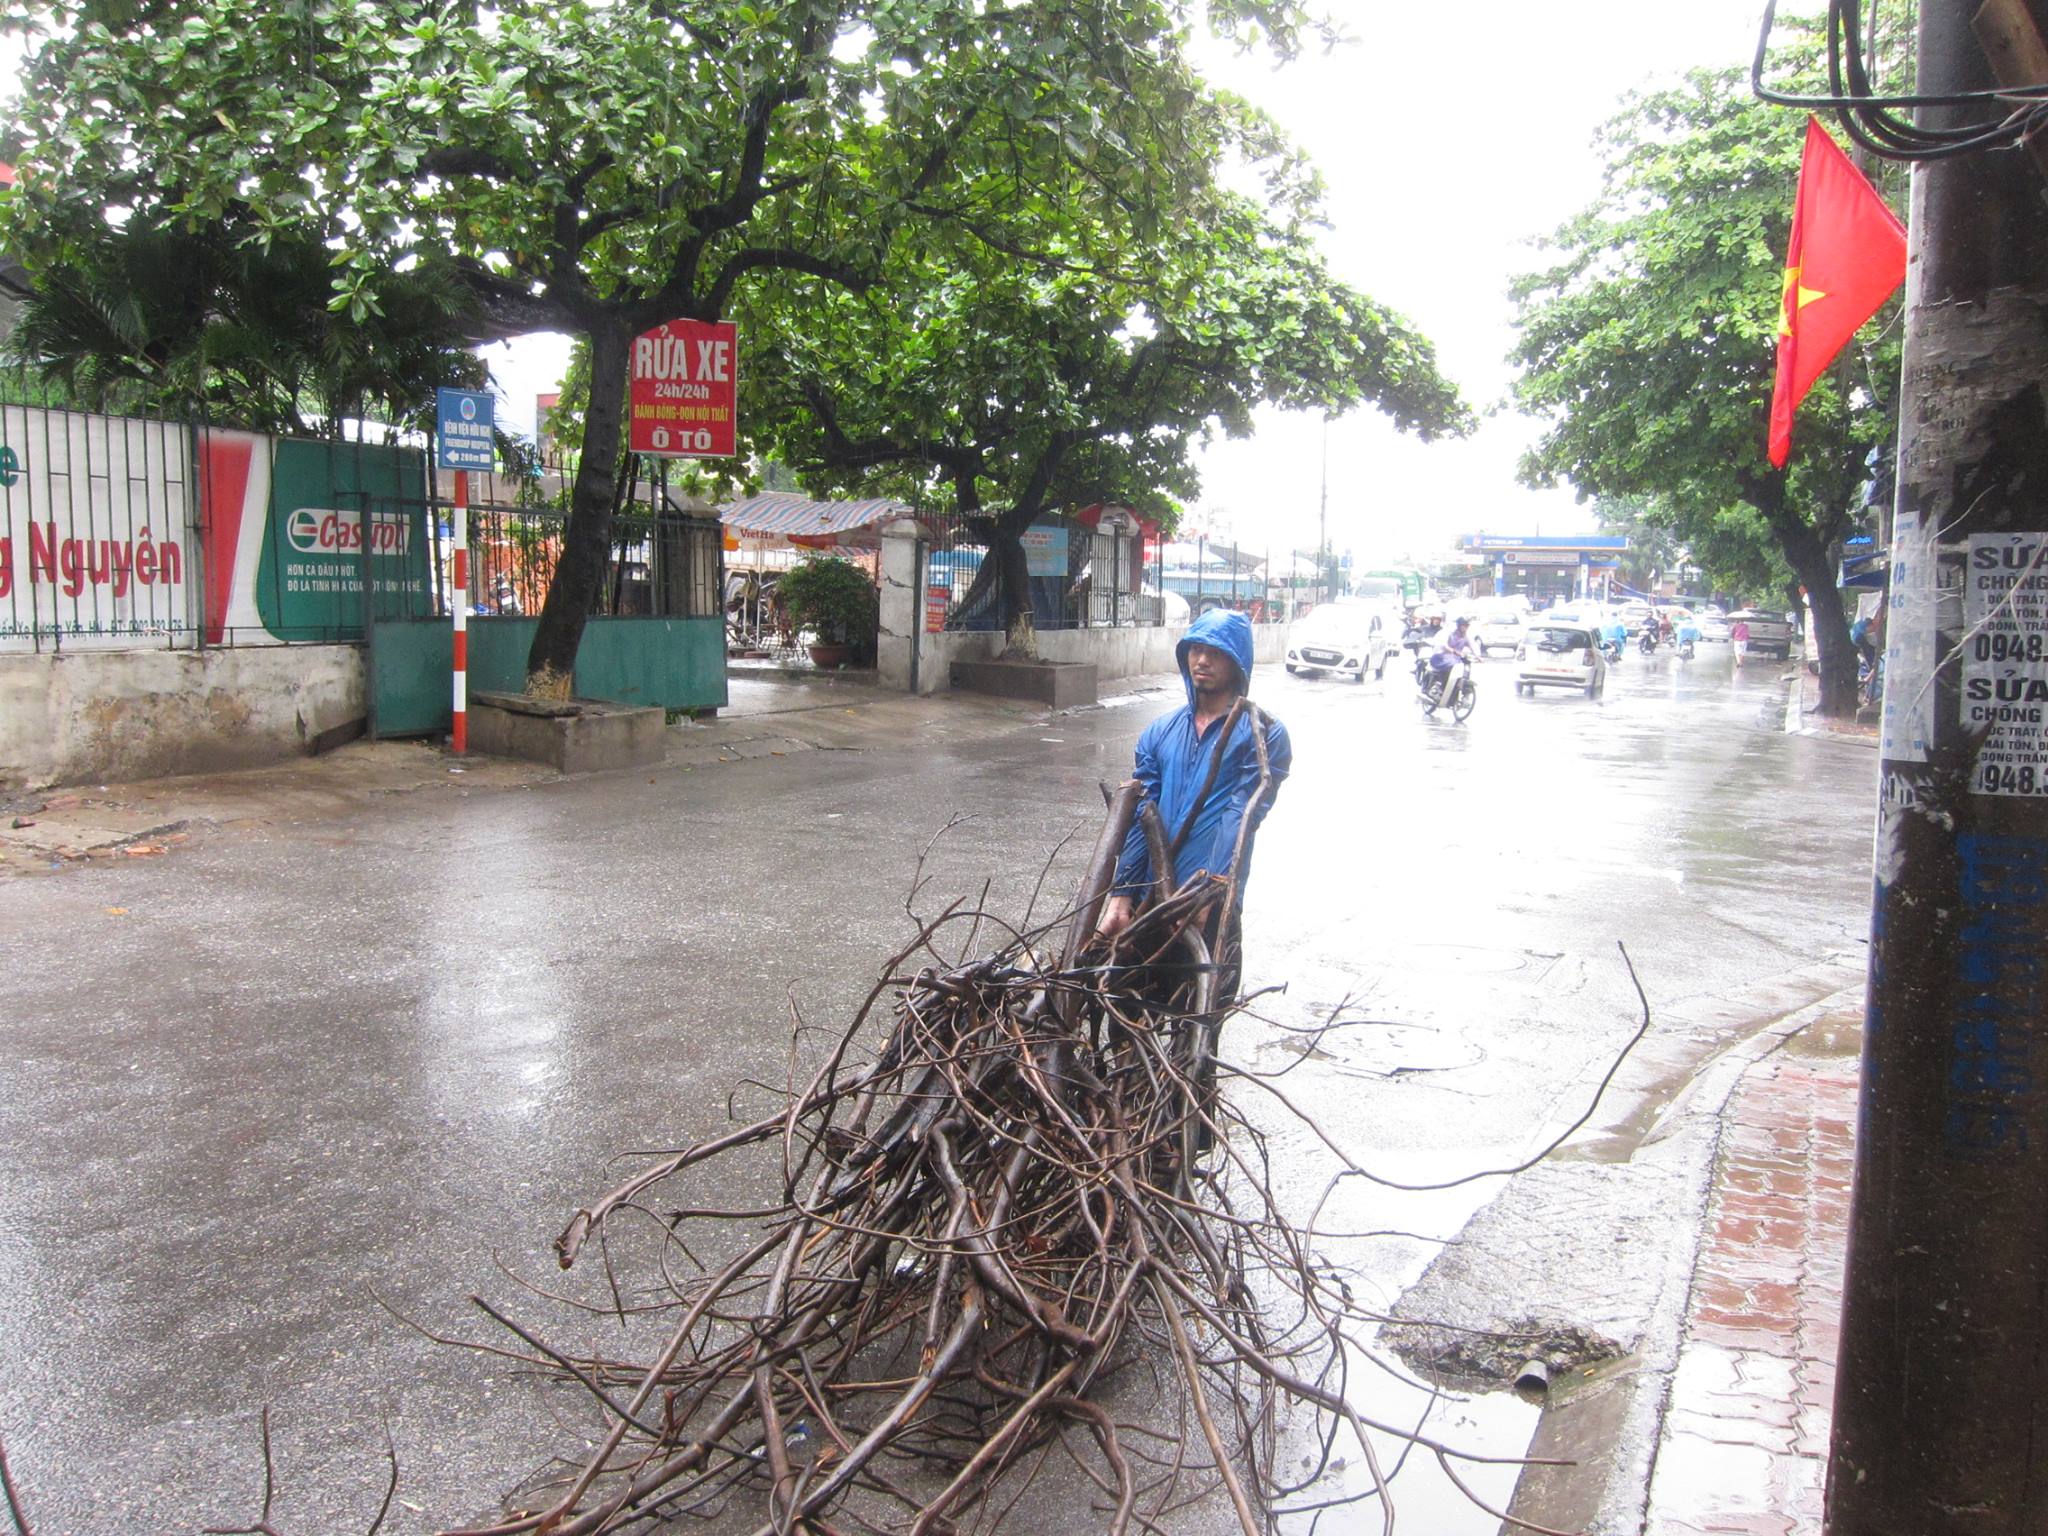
[926,583,951,634]
[628,319,737,457]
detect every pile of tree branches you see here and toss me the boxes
[443,732,1560,1536]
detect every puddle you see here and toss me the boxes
[1782,1012,1862,1059]
[1274,1355,1539,1535]
[1402,944,1533,975]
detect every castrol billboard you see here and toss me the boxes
[628,318,737,458]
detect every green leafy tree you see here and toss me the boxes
[5,221,484,433]
[1508,54,1905,715]
[747,184,1469,656]
[1594,493,1793,603]
[4,0,1331,692]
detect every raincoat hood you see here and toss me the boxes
[1176,609,1255,703]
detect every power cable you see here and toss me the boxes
[1752,0,2048,161]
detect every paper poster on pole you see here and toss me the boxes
[629,320,738,457]
[1880,507,1938,763]
[1962,531,2048,794]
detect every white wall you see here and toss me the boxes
[877,519,1289,694]
[892,620,1286,697]
[0,645,365,790]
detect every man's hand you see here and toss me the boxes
[1096,894,1135,939]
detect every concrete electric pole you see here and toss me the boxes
[1829,0,2048,1530]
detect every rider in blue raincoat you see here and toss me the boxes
[1096,609,1292,994]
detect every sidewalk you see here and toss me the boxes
[1643,1007,1861,1535]
[0,668,1178,875]
[1787,665,1880,745]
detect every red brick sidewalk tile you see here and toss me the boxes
[1645,1047,1860,1536]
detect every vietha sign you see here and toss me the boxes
[630,319,737,457]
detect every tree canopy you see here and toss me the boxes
[1507,50,1905,714]
[3,0,1360,686]
[4,219,485,434]
[741,159,1468,651]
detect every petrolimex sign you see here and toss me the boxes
[629,319,737,458]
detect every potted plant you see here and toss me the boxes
[776,555,877,669]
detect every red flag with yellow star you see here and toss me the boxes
[1767,117,1907,468]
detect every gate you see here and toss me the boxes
[363,494,729,738]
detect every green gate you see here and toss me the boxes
[364,498,729,739]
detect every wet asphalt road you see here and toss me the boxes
[0,642,1879,1533]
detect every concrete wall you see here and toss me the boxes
[0,645,366,790]
[877,525,1284,696]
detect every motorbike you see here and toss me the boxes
[1416,652,1476,722]
[1638,628,1661,654]
[1677,633,1697,660]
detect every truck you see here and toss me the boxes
[1727,609,1799,661]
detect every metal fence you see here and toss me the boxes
[0,404,200,652]
[924,510,1164,632]
[460,501,725,623]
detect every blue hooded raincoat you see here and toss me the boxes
[1112,609,1292,901]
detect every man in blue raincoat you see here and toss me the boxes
[1094,608,1291,998]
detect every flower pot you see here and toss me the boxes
[807,643,850,669]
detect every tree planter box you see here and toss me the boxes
[950,658,1098,709]
[470,693,665,774]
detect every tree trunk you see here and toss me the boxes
[1750,471,1859,717]
[991,519,1036,660]
[1775,508,1859,717]
[526,317,630,696]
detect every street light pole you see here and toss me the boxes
[1318,415,1330,607]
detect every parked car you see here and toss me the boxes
[1727,608,1799,660]
[1474,610,1526,657]
[1515,620,1609,697]
[1284,600,1398,683]
[1695,610,1731,642]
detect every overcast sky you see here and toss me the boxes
[478,1,1787,566]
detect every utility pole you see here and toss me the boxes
[1318,414,1330,607]
[1829,0,2048,1529]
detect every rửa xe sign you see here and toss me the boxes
[628,319,737,458]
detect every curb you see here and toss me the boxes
[1505,978,1865,1536]
[1785,669,1881,748]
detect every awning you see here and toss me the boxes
[718,493,912,539]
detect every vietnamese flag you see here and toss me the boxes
[1766,117,1907,468]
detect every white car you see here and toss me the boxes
[1284,601,1398,684]
[1474,610,1526,657]
[1695,610,1731,642]
[1514,619,1610,697]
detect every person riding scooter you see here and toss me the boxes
[1422,616,1478,702]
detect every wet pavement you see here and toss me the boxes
[1641,1007,1859,1536]
[0,641,1879,1533]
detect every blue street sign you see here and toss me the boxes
[436,387,495,471]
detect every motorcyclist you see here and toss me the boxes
[1425,617,1477,701]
